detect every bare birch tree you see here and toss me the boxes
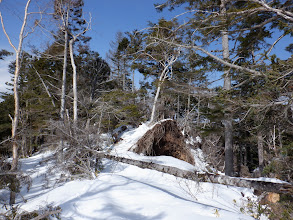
[68,16,91,124]
[150,51,181,123]
[54,0,70,121]
[138,19,183,123]
[0,0,37,204]
[54,0,90,125]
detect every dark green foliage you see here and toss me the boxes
[0,49,13,155]
[286,44,293,54]
[0,0,292,191]
[0,49,12,60]
[54,0,91,43]
[108,32,135,91]
[76,51,111,100]
[17,54,60,155]
[0,93,13,155]
[99,89,146,131]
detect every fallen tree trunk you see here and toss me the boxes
[98,153,293,195]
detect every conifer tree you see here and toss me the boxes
[155,0,293,176]
[108,32,133,91]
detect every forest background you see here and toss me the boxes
[0,0,183,94]
[0,0,292,211]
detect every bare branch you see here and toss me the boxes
[265,32,287,57]
[32,65,56,107]
[0,12,17,52]
[152,36,264,76]
[31,209,61,220]
[246,0,293,22]
[17,0,32,53]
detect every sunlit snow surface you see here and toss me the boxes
[1,122,265,219]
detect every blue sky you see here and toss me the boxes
[83,0,182,58]
[0,0,292,93]
[0,0,179,55]
[0,0,181,93]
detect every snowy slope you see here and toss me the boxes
[1,122,260,220]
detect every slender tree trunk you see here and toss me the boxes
[257,131,264,174]
[150,66,169,123]
[150,81,162,123]
[177,95,180,118]
[58,10,69,164]
[197,96,200,126]
[150,66,171,123]
[10,54,21,204]
[0,0,32,205]
[132,69,135,93]
[20,101,29,158]
[278,128,283,149]
[187,78,191,113]
[221,0,234,176]
[243,144,247,166]
[60,11,69,121]
[122,60,126,91]
[69,38,78,124]
[150,54,178,123]
[11,54,20,171]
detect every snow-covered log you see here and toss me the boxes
[98,153,293,195]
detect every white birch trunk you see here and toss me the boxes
[58,10,69,165]
[150,54,179,123]
[0,0,32,205]
[150,81,163,123]
[98,153,293,195]
[60,11,69,121]
[69,38,78,124]
[150,65,169,123]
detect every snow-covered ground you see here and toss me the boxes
[1,122,263,219]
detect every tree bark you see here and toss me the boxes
[0,0,32,205]
[67,11,90,124]
[132,69,135,93]
[150,80,163,123]
[257,131,264,174]
[60,10,69,121]
[150,54,178,123]
[69,38,78,124]
[98,153,293,195]
[221,0,234,176]
[58,9,69,165]
[122,59,126,91]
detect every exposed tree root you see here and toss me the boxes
[133,120,195,165]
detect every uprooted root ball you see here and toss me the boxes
[133,120,195,165]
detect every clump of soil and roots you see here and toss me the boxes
[133,120,195,165]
